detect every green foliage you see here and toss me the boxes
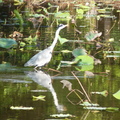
[10,106,34,110]
[79,4,90,11]
[50,114,74,118]
[0,62,13,71]
[83,106,119,111]
[29,13,46,18]
[72,48,87,57]
[76,9,84,19]
[0,38,17,49]
[113,90,120,100]
[85,31,102,41]
[58,35,68,44]
[75,65,94,71]
[32,95,46,101]
[74,55,94,65]
[54,12,71,20]
[14,9,24,32]
[80,101,99,107]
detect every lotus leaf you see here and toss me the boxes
[80,101,99,107]
[50,113,74,118]
[85,31,102,41]
[10,106,34,110]
[113,90,120,100]
[74,55,94,65]
[83,107,119,111]
[0,38,17,49]
[72,48,87,57]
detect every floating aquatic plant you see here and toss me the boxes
[0,38,17,49]
[85,31,102,41]
[50,113,75,118]
[91,90,108,97]
[10,106,34,110]
[32,95,46,101]
[83,106,119,112]
[113,90,120,100]
[80,101,99,107]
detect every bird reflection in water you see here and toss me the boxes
[25,70,66,112]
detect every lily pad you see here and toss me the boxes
[80,101,99,107]
[75,64,94,71]
[10,106,34,110]
[72,48,87,57]
[85,31,102,41]
[83,106,119,111]
[74,55,94,65]
[50,113,75,118]
[0,38,17,49]
[113,90,120,100]
[91,90,108,97]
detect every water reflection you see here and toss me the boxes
[25,70,65,112]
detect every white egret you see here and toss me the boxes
[24,24,67,69]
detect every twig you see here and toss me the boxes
[47,67,62,73]
[66,89,84,105]
[71,71,91,102]
[106,20,116,35]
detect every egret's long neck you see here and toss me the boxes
[50,28,62,50]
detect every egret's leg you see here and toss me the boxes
[38,66,42,69]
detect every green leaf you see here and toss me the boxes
[20,42,26,47]
[75,64,94,71]
[54,12,71,20]
[91,90,108,97]
[0,38,17,49]
[83,107,119,111]
[113,90,120,100]
[85,31,102,41]
[79,4,90,11]
[72,48,87,57]
[97,9,106,13]
[10,106,34,110]
[117,10,120,12]
[74,55,94,65]
[106,107,119,112]
[61,50,72,53]
[14,9,24,32]
[50,114,74,118]
[76,9,84,14]
[32,95,46,101]
[80,101,99,107]
[76,9,84,19]
[29,14,46,18]
[58,35,68,44]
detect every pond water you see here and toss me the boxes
[0,64,120,120]
[1,1,120,120]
